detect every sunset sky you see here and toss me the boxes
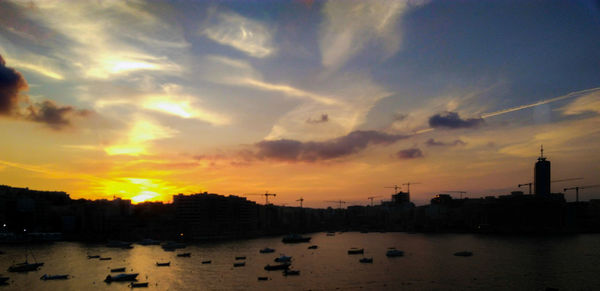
[1,0,599,206]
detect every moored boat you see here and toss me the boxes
[257,276,269,281]
[156,262,170,266]
[283,269,300,276]
[104,273,138,282]
[177,253,191,257]
[0,276,8,284]
[359,257,373,263]
[111,267,126,272]
[282,234,311,243]
[274,255,292,263]
[201,260,211,264]
[87,255,100,259]
[99,257,112,260]
[454,251,473,257]
[129,282,149,288]
[233,262,245,267]
[347,248,364,255]
[8,262,44,272]
[308,245,318,249]
[386,249,404,257]
[235,256,246,260]
[40,274,69,280]
[264,263,290,271]
[259,248,275,253]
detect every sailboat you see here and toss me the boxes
[8,252,44,272]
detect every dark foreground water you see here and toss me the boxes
[1,232,600,290]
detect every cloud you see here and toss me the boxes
[0,54,28,114]
[202,9,274,58]
[104,117,178,156]
[0,54,90,130]
[254,130,408,162]
[425,138,466,147]
[393,113,408,122]
[306,114,329,124]
[396,148,423,159]
[319,0,428,70]
[27,100,92,130]
[428,111,484,129]
[561,90,600,116]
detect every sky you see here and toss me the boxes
[0,0,599,206]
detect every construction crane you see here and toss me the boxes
[296,197,304,208]
[367,195,382,207]
[518,183,532,195]
[326,200,347,209]
[244,191,277,205]
[519,178,583,195]
[384,185,401,194]
[445,191,467,199]
[402,182,421,193]
[564,185,600,202]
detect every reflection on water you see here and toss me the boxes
[1,233,600,290]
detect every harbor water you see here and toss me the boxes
[1,232,600,290]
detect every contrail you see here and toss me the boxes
[481,87,600,119]
[412,87,600,135]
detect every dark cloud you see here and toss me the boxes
[27,100,92,130]
[393,113,407,121]
[0,54,92,130]
[306,114,329,124]
[428,111,484,129]
[254,130,408,162]
[425,138,466,147]
[0,54,28,114]
[396,148,424,159]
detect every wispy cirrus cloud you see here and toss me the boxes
[202,9,275,58]
[319,0,428,70]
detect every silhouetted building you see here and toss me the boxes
[391,191,410,204]
[534,145,551,196]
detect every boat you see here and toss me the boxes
[40,274,69,280]
[386,249,404,257]
[0,276,8,284]
[106,241,132,249]
[111,267,126,272]
[308,245,318,249]
[201,260,211,264]
[264,263,290,271]
[99,257,112,260]
[87,255,100,259]
[104,273,138,282]
[283,269,300,276]
[129,282,149,288]
[454,251,473,257]
[347,248,364,255]
[177,253,191,257]
[359,257,373,263]
[233,262,245,267]
[156,262,170,267]
[8,261,44,272]
[282,234,311,243]
[235,256,246,260]
[138,239,160,246]
[257,276,269,281]
[259,248,275,254]
[274,255,292,263]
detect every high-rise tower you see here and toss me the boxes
[534,145,551,196]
